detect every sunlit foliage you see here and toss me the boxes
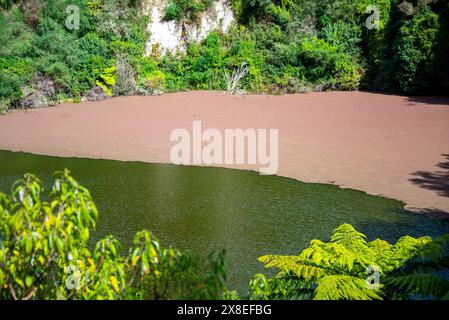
[250,224,449,300]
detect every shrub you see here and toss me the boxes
[0,0,18,9]
[160,54,187,92]
[299,37,363,90]
[320,20,363,56]
[114,55,137,96]
[0,98,11,114]
[0,171,230,300]
[164,2,182,21]
[96,66,117,97]
[139,70,166,95]
[78,32,111,58]
[250,224,449,300]
[163,0,214,23]
[181,33,227,90]
[265,4,291,27]
[361,0,394,89]
[394,8,440,94]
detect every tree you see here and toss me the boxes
[251,224,449,300]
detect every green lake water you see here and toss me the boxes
[1,150,448,293]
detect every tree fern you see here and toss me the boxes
[368,239,392,258]
[386,273,449,299]
[377,236,431,273]
[252,223,449,300]
[330,224,367,251]
[416,234,449,263]
[301,240,370,273]
[314,275,383,300]
[258,254,326,281]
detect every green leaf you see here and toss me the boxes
[141,254,150,274]
[110,243,117,258]
[25,275,33,287]
[56,238,64,255]
[314,275,383,300]
[15,278,25,288]
[25,238,33,254]
[80,227,89,243]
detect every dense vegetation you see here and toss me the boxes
[1,172,449,300]
[163,0,215,22]
[0,0,448,113]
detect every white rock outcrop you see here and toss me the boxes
[142,0,235,55]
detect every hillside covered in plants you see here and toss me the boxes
[1,0,448,113]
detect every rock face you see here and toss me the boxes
[20,77,56,109]
[143,0,235,55]
[86,86,108,101]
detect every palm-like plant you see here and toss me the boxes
[250,224,449,300]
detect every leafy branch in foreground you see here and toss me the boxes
[0,171,229,300]
[250,224,449,300]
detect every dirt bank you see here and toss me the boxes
[1,91,448,218]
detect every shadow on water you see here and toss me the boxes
[410,154,449,198]
[405,96,449,106]
[355,207,449,244]
[0,150,448,293]
[409,208,449,222]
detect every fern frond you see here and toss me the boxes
[258,254,300,270]
[387,273,449,299]
[300,240,372,273]
[331,224,367,249]
[416,234,449,263]
[282,263,327,281]
[313,275,383,300]
[441,291,449,300]
[368,239,392,258]
[258,254,326,281]
[259,225,449,300]
[268,277,315,300]
[378,236,431,273]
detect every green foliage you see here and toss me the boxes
[182,32,227,90]
[0,98,11,114]
[299,37,363,90]
[1,0,448,113]
[163,0,214,23]
[0,170,97,299]
[394,8,440,93]
[0,0,17,9]
[230,0,448,94]
[164,2,182,21]
[0,0,149,111]
[135,0,447,95]
[320,21,363,56]
[96,66,117,97]
[0,172,230,300]
[252,224,449,300]
[139,69,166,95]
[0,59,31,99]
